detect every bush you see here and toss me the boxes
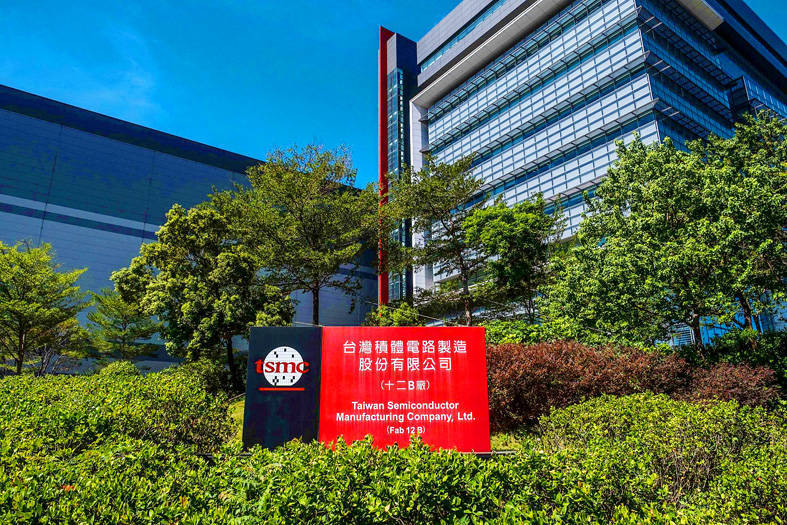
[705,328,787,389]
[2,394,784,523]
[0,437,216,523]
[487,341,780,430]
[98,359,140,376]
[531,394,787,523]
[176,358,233,394]
[0,363,232,457]
[482,318,650,347]
[483,319,577,345]
[484,319,547,345]
[687,362,779,406]
[364,302,424,327]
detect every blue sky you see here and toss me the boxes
[1,0,785,187]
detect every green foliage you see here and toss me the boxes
[0,437,218,523]
[533,394,787,523]
[464,195,563,321]
[696,112,787,329]
[0,364,232,459]
[2,390,784,523]
[175,358,239,395]
[0,241,90,375]
[390,155,489,326]
[483,317,648,347]
[364,301,424,326]
[240,144,379,325]
[483,319,578,345]
[87,288,160,360]
[113,200,294,392]
[99,359,141,376]
[542,112,787,347]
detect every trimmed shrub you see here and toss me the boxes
[531,394,787,523]
[98,359,140,376]
[686,362,778,406]
[0,363,232,457]
[482,318,649,347]
[2,394,784,523]
[706,328,787,390]
[487,341,780,430]
[484,319,550,345]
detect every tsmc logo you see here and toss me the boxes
[255,346,310,391]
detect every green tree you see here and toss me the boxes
[113,201,294,392]
[0,242,89,374]
[543,137,729,346]
[391,155,489,325]
[697,111,786,331]
[464,195,564,322]
[238,145,379,325]
[543,116,786,347]
[87,288,161,360]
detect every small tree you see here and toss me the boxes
[87,288,161,360]
[464,195,564,322]
[0,242,89,374]
[390,155,489,325]
[113,200,294,392]
[30,318,88,376]
[239,145,379,325]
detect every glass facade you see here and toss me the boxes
[423,0,660,245]
[0,86,376,326]
[420,0,510,72]
[386,0,787,314]
[423,0,785,235]
[383,35,418,302]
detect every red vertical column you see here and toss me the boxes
[378,26,394,307]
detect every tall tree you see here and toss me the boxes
[112,200,294,392]
[697,111,787,330]
[464,195,564,322]
[543,116,786,348]
[543,137,729,346]
[87,288,161,360]
[238,145,379,325]
[390,155,489,325]
[0,242,89,374]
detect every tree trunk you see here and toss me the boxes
[689,313,704,356]
[15,332,25,375]
[226,336,241,393]
[735,292,753,330]
[312,286,320,326]
[461,277,473,326]
[753,314,762,332]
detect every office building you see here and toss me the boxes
[0,84,375,328]
[379,0,787,313]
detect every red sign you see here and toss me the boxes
[318,326,490,452]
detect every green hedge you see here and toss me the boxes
[0,362,232,459]
[2,371,785,524]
